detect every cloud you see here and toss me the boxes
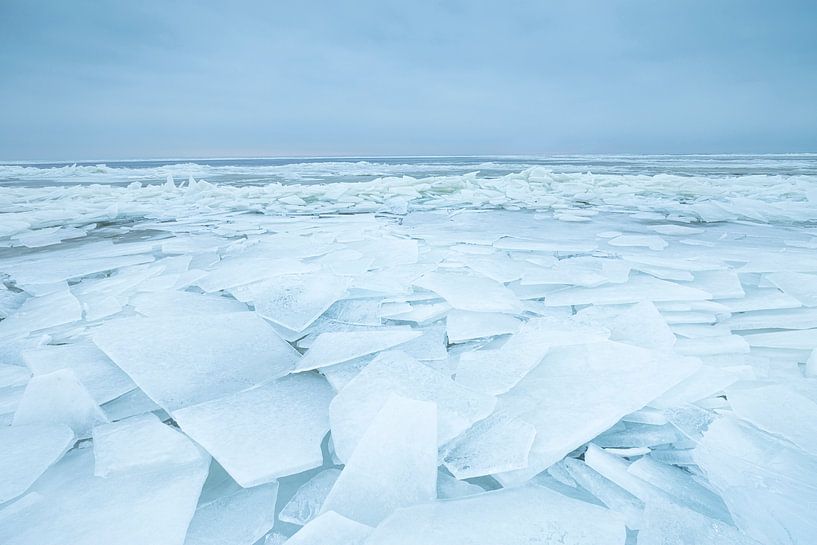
[1,0,815,159]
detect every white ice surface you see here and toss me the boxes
[93,312,299,411]
[0,424,74,503]
[173,373,334,486]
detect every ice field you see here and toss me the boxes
[1,156,817,544]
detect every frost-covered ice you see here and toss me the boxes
[2,156,816,543]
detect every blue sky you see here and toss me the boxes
[1,1,816,160]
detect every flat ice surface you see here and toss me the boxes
[92,414,205,476]
[414,270,523,313]
[173,374,334,486]
[3,156,817,543]
[93,313,300,411]
[0,423,74,503]
[445,309,521,343]
[366,485,626,545]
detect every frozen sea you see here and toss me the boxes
[1,155,817,545]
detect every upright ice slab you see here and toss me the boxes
[321,395,437,526]
[328,350,494,462]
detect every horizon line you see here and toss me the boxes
[3,151,817,165]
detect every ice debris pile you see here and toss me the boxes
[2,169,817,544]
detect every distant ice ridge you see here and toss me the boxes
[1,167,817,243]
[2,171,817,543]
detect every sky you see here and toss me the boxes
[1,0,816,161]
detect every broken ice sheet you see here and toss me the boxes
[436,471,485,499]
[285,511,372,545]
[0,424,74,503]
[183,482,278,545]
[494,341,699,485]
[0,288,82,341]
[328,350,495,462]
[279,468,341,526]
[173,373,334,486]
[365,484,626,545]
[130,290,248,317]
[413,270,523,313]
[576,301,676,351]
[626,455,731,523]
[445,309,521,343]
[93,312,299,411]
[194,257,319,293]
[381,300,450,325]
[230,272,349,332]
[13,368,109,437]
[544,274,712,306]
[694,416,817,545]
[724,307,817,330]
[321,395,437,526]
[21,341,136,405]
[743,328,817,349]
[455,316,609,396]
[11,226,88,248]
[92,413,204,476]
[294,328,421,372]
[726,383,817,456]
[442,411,536,479]
[100,387,164,422]
[561,457,644,529]
[1,252,156,286]
[765,271,817,306]
[0,434,209,545]
[608,234,668,250]
[394,323,448,361]
[638,501,760,545]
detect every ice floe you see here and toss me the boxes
[2,159,816,543]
